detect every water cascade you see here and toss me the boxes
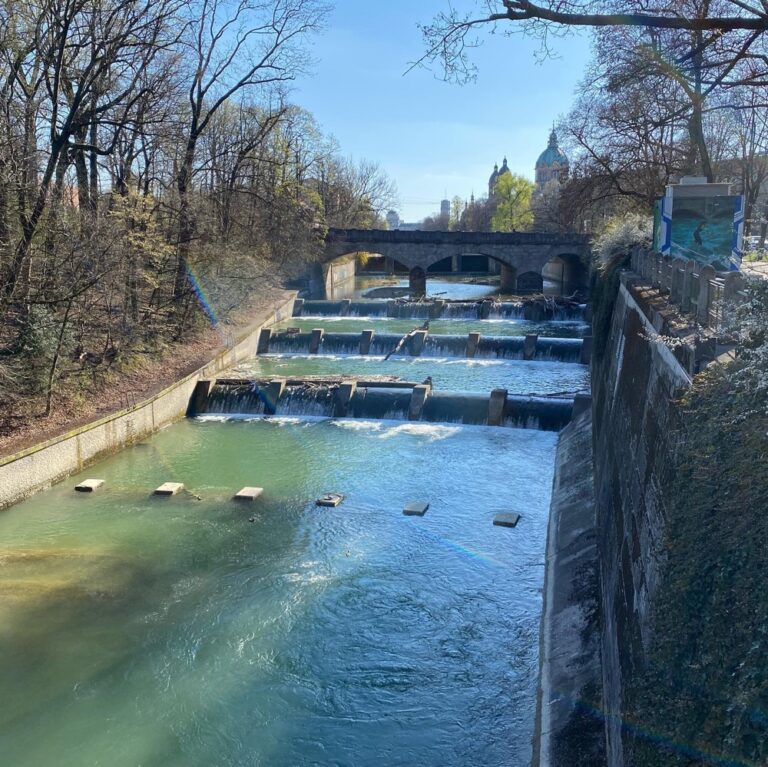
[199,379,575,431]
[265,330,584,362]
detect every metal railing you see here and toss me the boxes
[630,248,747,330]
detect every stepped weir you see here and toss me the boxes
[191,377,579,431]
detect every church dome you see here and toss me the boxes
[498,157,511,177]
[488,162,499,186]
[536,129,568,168]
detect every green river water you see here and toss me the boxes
[0,307,587,766]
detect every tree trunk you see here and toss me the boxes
[173,138,197,302]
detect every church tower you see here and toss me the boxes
[535,129,569,191]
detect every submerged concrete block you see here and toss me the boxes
[408,330,428,357]
[523,333,538,361]
[408,384,430,421]
[154,482,184,496]
[316,492,344,508]
[403,501,429,516]
[487,388,508,427]
[257,328,272,354]
[234,487,263,501]
[75,479,104,492]
[340,298,352,316]
[493,512,521,528]
[309,328,324,354]
[359,329,375,355]
[292,298,304,316]
[479,300,492,319]
[334,381,357,418]
[466,332,481,359]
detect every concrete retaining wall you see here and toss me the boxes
[0,292,297,510]
[591,275,691,766]
[536,408,604,766]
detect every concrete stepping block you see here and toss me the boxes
[316,492,344,508]
[234,487,263,501]
[75,479,104,493]
[493,512,521,528]
[154,482,185,496]
[403,501,429,516]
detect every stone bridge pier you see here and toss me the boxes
[323,228,591,299]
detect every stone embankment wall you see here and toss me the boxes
[536,408,604,767]
[0,292,297,510]
[591,273,691,766]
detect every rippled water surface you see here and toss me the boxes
[236,354,589,394]
[0,418,556,766]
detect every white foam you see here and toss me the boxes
[331,420,384,432]
[377,423,462,441]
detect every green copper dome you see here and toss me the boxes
[536,129,568,168]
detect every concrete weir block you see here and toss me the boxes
[292,298,304,317]
[340,299,352,316]
[309,328,324,354]
[154,482,184,496]
[334,381,357,417]
[256,328,272,354]
[359,329,375,355]
[466,332,481,358]
[316,492,344,508]
[75,479,104,493]
[493,512,521,528]
[579,335,593,365]
[408,330,428,357]
[523,333,538,361]
[488,388,508,427]
[188,379,211,416]
[403,501,429,516]
[408,384,430,421]
[234,487,263,501]
[263,379,286,415]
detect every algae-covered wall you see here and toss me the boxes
[591,275,690,766]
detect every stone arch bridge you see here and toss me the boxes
[323,228,591,297]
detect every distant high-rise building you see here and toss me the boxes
[440,198,451,217]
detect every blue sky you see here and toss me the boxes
[293,1,592,222]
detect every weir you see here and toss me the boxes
[196,377,575,431]
[265,330,584,362]
[298,299,586,322]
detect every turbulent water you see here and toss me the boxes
[0,419,556,767]
[0,300,590,766]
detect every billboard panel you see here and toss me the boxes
[667,195,743,271]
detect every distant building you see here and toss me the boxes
[440,198,451,217]
[386,210,400,229]
[488,157,512,200]
[535,129,569,191]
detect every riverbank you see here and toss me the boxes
[0,290,296,510]
[0,289,294,460]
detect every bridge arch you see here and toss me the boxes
[542,252,589,295]
[322,228,591,299]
